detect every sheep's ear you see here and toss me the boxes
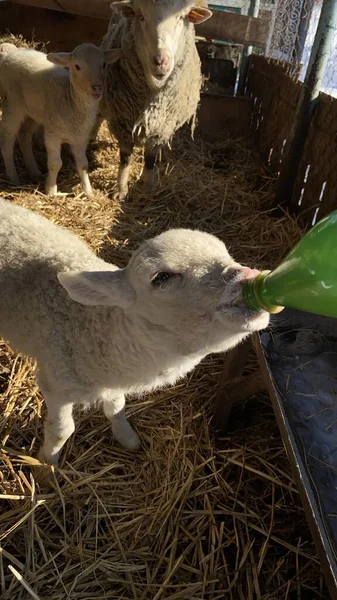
[58,270,135,308]
[104,49,122,64]
[188,7,213,24]
[47,52,72,67]
[110,1,135,18]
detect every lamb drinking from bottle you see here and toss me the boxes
[0,199,269,465]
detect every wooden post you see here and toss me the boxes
[237,0,261,96]
[214,333,267,430]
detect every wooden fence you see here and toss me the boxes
[247,55,337,227]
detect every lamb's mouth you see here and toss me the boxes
[219,303,260,315]
[217,303,269,324]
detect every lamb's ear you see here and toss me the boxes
[188,7,213,24]
[47,52,72,67]
[110,1,135,19]
[104,48,122,64]
[58,270,135,308]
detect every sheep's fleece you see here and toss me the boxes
[100,1,204,149]
[0,200,269,462]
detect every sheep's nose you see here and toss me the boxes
[239,267,260,281]
[152,51,170,71]
[92,84,102,93]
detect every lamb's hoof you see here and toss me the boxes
[112,188,128,202]
[33,450,58,485]
[83,187,94,199]
[112,423,141,451]
[45,184,57,196]
[33,464,54,485]
[45,189,68,197]
[125,431,141,451]
[37,448,59,466]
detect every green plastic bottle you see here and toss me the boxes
[240,210,337,318]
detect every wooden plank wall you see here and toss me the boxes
[1,1,269,49]
[247,55,337,227]
[291,93,337,225]
[247,56,301,172]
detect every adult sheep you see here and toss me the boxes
[95,0,212,200]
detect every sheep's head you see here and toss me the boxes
[110,0,212,89]
[58,229,269,356]
[47,43,121,100]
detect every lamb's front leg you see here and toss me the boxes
[37,400,75,465]
[71,142,93,197]
[102,391,140,450]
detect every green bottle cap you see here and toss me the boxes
[242,271,285,315]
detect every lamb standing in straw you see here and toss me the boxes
[0,199,269,465]
[94,0,212,200]
[0,44,120,196]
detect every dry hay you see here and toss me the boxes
[0,35,325,600]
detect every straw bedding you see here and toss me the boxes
[0,35,325,600]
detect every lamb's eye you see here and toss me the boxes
[151,272,173,287]
[75,64,81,71]
[138,13,144,21]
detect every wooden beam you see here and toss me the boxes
[5,1,269,48]
[197,10,268,48]
[214,337,252,429]
[224,372,265,404]
[9,0,112,21]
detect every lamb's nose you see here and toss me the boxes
[92,84,102,93]
[239,267,260,281]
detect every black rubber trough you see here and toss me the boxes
[257,309,337,600]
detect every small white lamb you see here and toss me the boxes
[0,199,269,465]
[0,43,120,196]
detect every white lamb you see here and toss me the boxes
[0,199,269,465]
[0,43,120,196]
